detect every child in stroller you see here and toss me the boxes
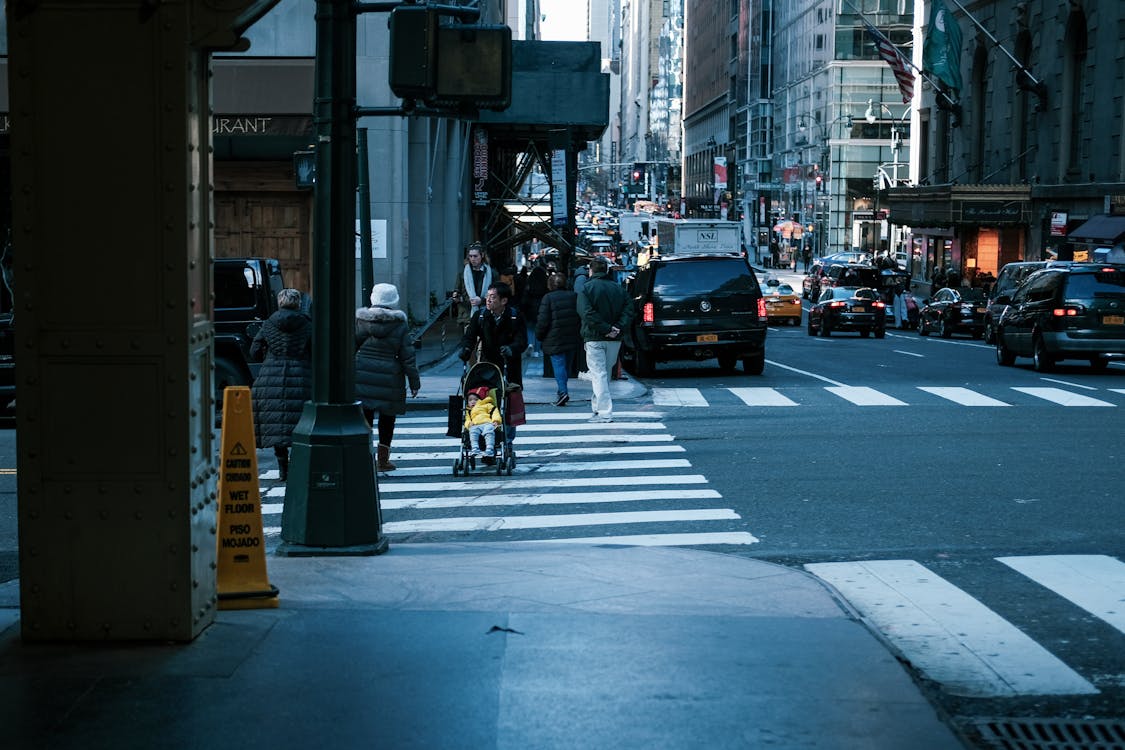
[464,386,501,462]
[452,361,516,476]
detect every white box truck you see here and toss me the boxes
[618,213,656,245]
[655,219,743,255]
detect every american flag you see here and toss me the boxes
[863,18,914,104]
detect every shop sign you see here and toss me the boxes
[959,201,1025,223]
[1050,210,1069,236]
[212,116,313,136]
[472,128,489,207]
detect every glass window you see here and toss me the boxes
[1065,270,1125,298]
[653,260,756,295]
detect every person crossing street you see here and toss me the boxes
[576,257,633,423]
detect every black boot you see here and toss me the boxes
[275,447,289,481]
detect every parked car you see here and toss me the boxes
[807,286,886,338]
[995,263,1125,371]
[760,280,802,326]
[983,261,1048,343]
[624,253,768,375]
[917,287,988,338]
[802,262,827,299]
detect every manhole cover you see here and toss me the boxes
[974,718,1125,750]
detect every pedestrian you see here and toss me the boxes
[459,281,528,453]
[355,282,421,473]
[931,266,946,292]
[452,242,493,329]
[576,257,634,423]
[536,272,581,407]
[249,288,313,482]
[892,284,907,329]
[522,263,549,357]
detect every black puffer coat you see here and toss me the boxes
[355,306,421,415]
[249,309,313,449]
[535,289,581,355]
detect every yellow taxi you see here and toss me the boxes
[760,280,803,326]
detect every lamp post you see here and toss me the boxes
[798,114,853,258]
[866,99,912,262]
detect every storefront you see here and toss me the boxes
[885,184,1031,292]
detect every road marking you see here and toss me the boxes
[382,508,740,533]
[390,444,687,461]
[397,421,669,434]
[395,433,675,447]
[728,387,799,406]
[805,559,1099,697]
[763,359,849,386]
[653,387,709,406]
[1039,377,1098,391]
[525,531,758,546]
[997,555,1125,635]
[1011,387,1115,407]
[389,458,693,477]
[893,350,925,357]
[1112,389,1125,396]
[381,488,723,510]
[380,474,711,493]
[917,386,1010,406]
[826,386,908,406]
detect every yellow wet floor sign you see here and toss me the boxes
[216,386,279,609]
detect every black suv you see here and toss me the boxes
[983,260,1047,343]
[994,263,1125,371]
[623,253,767,375]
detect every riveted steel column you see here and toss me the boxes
[279,0,387,555]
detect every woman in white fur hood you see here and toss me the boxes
[355,283,421,472]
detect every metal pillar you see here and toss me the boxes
[280,0,387,556]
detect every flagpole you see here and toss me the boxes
[841,0,961,114]
[945,0,1047,103]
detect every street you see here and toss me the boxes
[1,291,1123,742]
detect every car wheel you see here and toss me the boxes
[743,352,765,375]
[983,323,995,344]
[213,357,247,414]
[939,318,953,338]
[860,329,870,338]
[790,317,801,327]
[1032,334,1054,372]
[807,319,816,336]
[820,321,831,337]
[717,353,737,371]
[874,329,886,339]
[918,321,929,336]
[995,334,1016,366]
[635,347,655,377]
[1090,355,1109,371]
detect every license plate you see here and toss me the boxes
[1105,315,1125,325]
[975,307,986,314]
[852,306,866,312]
[696,334,719,343]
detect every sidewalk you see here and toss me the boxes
[0,306,968,749]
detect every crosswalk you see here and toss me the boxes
[805,555,1125,698]
[653,385,1125,408]
[261,410,758,547]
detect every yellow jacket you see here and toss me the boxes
[464,396,501,429]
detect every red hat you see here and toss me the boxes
[469,386,490,399]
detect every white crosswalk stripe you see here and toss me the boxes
[805,556,1117,698]
[260,411,756,548]
[638,385,1125,409]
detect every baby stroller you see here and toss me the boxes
[452,360,516,476]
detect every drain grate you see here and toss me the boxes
[974,718,1125,750]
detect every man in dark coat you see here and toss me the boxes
[458,281,528,387]
[577,258,633,423]
[459,281,527,453]
[522,264,549,357]
[250,288,313,481]
[535,273,581,407]
[355,283,421,473]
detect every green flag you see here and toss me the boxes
[923,0,963,92]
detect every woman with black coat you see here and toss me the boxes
[355,283,421,473]
[535,273,581,406]
[250,288,313,481]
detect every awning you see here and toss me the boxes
[1067,215,1125,244]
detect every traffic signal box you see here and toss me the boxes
[389,6,512,111]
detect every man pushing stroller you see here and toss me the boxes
[463,386,502,463]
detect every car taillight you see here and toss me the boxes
[1052,305,1084,317]
[643,302,655,323]
[828,301,846,308]
[757,297,768,319]
[873,301,886,309]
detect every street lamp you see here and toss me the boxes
[798,114,853,258]
[865,99,910,188]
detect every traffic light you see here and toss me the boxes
[815,174,823,192]
[632,162,645,185]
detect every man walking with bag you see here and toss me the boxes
[576,258,633,423]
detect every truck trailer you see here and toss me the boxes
[655,219,742,255]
